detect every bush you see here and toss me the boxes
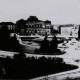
[0,56,78,79]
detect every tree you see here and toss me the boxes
[0,25,11,51]
[49,35,58,53]
[78,26,80,39]
[16,19,26,34]
[16,19,26,25]
[40,36,49,53]
[51,27,58,35]
[11,34,20,52]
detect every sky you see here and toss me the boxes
[0,0,80,24]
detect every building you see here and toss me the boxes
[16,16,52,35]
[59,24,78,37]
[52,24,59,31]
[71,24,79,37]
[0,22,16,32]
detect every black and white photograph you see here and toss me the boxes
[0,0,80,80]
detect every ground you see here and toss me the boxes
[0,38,80,80]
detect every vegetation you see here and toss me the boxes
[64,77,80,80]
[0,25,20,52]
[16,19,26,34]
[0,25,11,51]
[51,26,59,35]
[0,56,77,79]
[78,26,80,39]
[35,36,65,55]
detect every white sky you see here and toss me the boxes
[0,0,80,24]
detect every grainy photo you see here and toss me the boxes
[0,0,80,80]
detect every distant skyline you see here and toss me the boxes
[0,0,80,24]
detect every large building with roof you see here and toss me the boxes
[16,16,52,35]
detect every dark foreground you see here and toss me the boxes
[0,56,78,79]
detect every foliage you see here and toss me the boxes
[51,27,58,35]
[78,26,80,39]
[0,56,77,79]
[0,25,20,52]
[39,36,64,54]
[0,25,11,51]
